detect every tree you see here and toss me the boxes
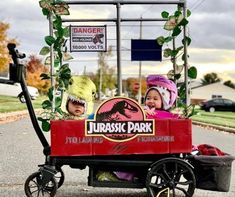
[25,55,50,94]
[201,72,221,85]
[93,46,116,99]
[0,21,17,74]
[224,80,235,89]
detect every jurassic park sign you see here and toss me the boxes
[86,97,155,142]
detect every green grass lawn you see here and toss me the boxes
[0,95,46,113]
[191,109,235,128]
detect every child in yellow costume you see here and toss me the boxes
[61,76,96,119]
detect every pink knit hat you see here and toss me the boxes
[145,75,177,110]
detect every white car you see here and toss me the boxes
[0,82,39,103]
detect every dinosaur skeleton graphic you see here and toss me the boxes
[96,100,138,121]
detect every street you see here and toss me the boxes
[0,117,235,197]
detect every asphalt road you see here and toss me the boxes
[0,117,235,197]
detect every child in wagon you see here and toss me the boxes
[61,75,96,119]
[144,74,179,119]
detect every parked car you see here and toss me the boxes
[0,82,39,103]
[200,98,235,112]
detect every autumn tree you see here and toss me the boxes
[25,55,50,94]
[224,80,235,89]
[0,21,17,75]
[201,72,221,85]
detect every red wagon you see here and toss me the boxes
[5,43,196,197]
[45,97,195,196]
[5,43,234,197]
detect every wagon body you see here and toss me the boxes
[51,119,192,157]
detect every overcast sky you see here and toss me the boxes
[0,0,235,81]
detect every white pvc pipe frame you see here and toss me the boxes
[49,0,189,106]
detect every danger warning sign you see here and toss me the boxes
[70,26,107,52]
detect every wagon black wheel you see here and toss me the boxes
[24,171,57,197]
[46,166,64,191]
[146,158,196,197]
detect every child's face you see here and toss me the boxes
[145,89,162,110]
[67,100,85,116]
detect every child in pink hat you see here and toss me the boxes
[144,74,179,119]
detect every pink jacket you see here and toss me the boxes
[146,109,179,119]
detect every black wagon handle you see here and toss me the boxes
[7,43,50,156]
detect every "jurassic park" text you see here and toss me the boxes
[86,121,154,135]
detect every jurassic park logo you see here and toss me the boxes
[86,97,155,142]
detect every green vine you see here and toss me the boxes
[156,6,197,118]
[38,0,72,131]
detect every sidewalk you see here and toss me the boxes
[0,109,42,125]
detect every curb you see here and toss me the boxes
[0,109,42,125]
[192,121,235,134]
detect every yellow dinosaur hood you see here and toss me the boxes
[61,76,96,119]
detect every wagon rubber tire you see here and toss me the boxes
[24,171,57,197]
[46,166,64,191]
[146,158,196,197]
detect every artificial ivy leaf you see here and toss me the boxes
[174,10,181,17]
[63,26,70,37]
[39,46,50,55]
[54,58,60,67]
[178,18,188,27]
[167,70,181,81]
[163,48,172,58]
[55,97,62,108]
[171,49,179,57]
[167,70,174,80]
[39,0,53,10]
[42,8,50,16]
[164,36,172,43]
[176,14,184,24]
[63,52,73,61]
[42,100,52,109]
[42,120,50,132]
[53,3,70,15]
[44,56,50,65]
[176,46,184,52]
[178,83,186,98]
[56,107,64,115]
[175,73,181,80]
[156,36,165,45]
[57,27,64,37]
[172,26,181,37]
[37,117,44,122]
[161,11,169,19]
[164,16,177,31]
[47,87,53,101]
[40,73,50,80]
[187,9,191,17]
[45,36,56,46]
[188,66,197,79]
[63,79,70,89]
[182,36,191,46]
[175,65,184,74]
[53,16,62,30]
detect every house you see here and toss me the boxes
[190,82,235,104]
